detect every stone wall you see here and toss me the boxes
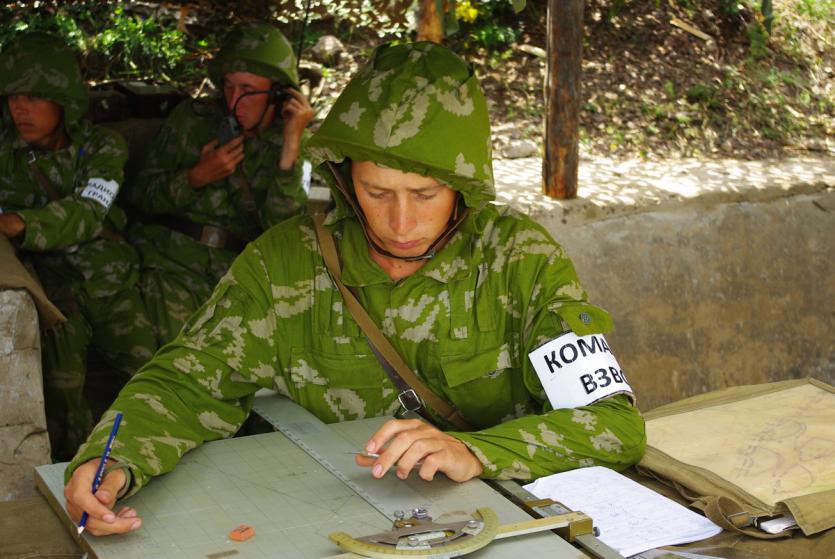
[537,190,835,411]
[0,289,50,501]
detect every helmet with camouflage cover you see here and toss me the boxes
[0,32,89,126]
[306,41,494,214]
[208,23,299,89]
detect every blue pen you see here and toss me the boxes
[77,412,123,535]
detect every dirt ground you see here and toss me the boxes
[308,0,834,162]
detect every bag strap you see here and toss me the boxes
[20,149,62,201]
[637,464,792,539]
[310,208,474,432]
[691,495,791,539]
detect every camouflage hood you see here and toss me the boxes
[307,41,495,215]
[0,32,89,128]
[209,23,298,89]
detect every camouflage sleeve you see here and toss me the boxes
[64,242,278,494]
[128,102,203,215]
[259,132,308,230]
[450,248,646,481]
[16,127,127,251]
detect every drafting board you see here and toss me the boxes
[36,399,586,559]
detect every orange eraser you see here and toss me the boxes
[229,524,255,542]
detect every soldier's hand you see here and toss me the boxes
[0,213,25,238]
[278,89,314,170]
[187,136,245,189]
[357,419,484,483]
[280,88,314,140]
[64,458,141,536]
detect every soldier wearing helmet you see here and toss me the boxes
[0,33,156,460]
[64,43,645,535]
[126,23,312,347]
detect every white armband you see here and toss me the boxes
[80,177,119,209]
[528,331,633,409]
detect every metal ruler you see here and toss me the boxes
[253,395,427,521]
[253,395,615,558]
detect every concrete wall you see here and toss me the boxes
[0,289,50,501]
[536,190,835,411]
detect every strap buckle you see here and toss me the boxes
[396,389,423,417]
[727,510,754,528]
[200,225,228,248]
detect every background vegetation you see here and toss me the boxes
[1,0,832,159]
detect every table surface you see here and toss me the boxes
[33,413,585,559]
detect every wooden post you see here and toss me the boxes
[543,0,584,199]
[416,0,444,43]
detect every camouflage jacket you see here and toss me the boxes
[0,117,138,297]
[68,202,645,494]
[128,98,306,242]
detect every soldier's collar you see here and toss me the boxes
[11,134,29,151]
[338,217,478,287]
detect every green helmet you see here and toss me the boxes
[307,41,495,211]
[0,32,89,125]
[208,23,298,89]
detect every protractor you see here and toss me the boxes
[329,507,500,559]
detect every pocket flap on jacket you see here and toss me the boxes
[440,344,516,388]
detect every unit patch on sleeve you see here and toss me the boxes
[80,177,119,209]
[528,331,634,409]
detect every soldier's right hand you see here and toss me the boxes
[64,458,142,536]
[187,136,245,189]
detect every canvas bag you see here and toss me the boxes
[637,377,835,538]
[0,235,65,329]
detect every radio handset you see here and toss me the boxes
[217,84,291,145]
[270,83,291,107]
[216,114,242,147]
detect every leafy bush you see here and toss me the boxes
[0,2,214,89]
[453,0,521,49]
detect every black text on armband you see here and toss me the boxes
[80,178,118,209]
[542,334,611,373]
[529,331,632,409]
[580,367,629,394]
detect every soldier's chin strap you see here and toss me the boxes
[224,88,279,134]
[325,161,469,262]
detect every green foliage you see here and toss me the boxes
[746,20,770,59]
[453,0,521,49]
[686,83,722,110]
[510,0,527,13]
[598,0,628,22]
[718,1,775,58]
[270,1,411,40]
[792,0,835,19]
[89,7,187,81]
[0,2,209,87]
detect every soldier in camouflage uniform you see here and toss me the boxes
[127,23,311,345]
[0,33,156,460]
[64,42,645,535]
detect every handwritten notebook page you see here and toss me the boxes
[524,466,721,557]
